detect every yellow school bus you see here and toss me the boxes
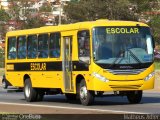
[5,20,155,105]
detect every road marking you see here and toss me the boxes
[0,102,147,114]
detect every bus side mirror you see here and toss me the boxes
[152,36,155,48]
[79,57,90,65]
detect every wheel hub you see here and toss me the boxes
[25,85,30,98]
[80,86,87,100]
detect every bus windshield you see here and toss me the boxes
[93,27,154,65]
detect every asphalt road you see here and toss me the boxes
[0,86,160,114]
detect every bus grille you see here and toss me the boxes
[109,85,142,90]
[105,68,146,75]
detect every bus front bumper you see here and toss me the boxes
[87,76,155,92]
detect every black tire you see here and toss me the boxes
[36,89,44,101]
[78,80,94,106]
[24,78,37,102]
[127,90,142,104]
[65,93,77,101]
[2,79,8,89]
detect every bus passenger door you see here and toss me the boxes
[62,36,73,92]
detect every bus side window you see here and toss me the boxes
[38,34,49,58]
[49,32,61,58]
[17,36,26,59]
[8,37,17,59]
[78,30,90,63]
[78,30,90,55]
[27,35,38,59]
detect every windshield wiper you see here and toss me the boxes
[108,49,141,68]
[109,50,124,68]
[128,49,141,64]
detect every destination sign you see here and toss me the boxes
[106,27,139,34]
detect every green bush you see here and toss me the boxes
[0,49,4,68]
[154,60,160,70]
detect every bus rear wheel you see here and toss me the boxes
[79,80,94,106]
[36,89,44,101]
[24,78,37,102]
[2,79,8,89]
[127,90,142,104]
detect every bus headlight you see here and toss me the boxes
[92,72,109,82]
[144,72,155,81]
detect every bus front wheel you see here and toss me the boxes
[79,80,94,106]
[24,78,37,102]
[127,90,142,104]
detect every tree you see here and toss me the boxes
[63,0,137,23]
[23,15,45,29]
[0,9,10,41]
[129,0,160,45]
[0,48,5,68]
[63,0,160,46]
[0,9,10,22]
[39,2,52,12]
[9,0,46,29]
[0,24,7,40]
[128,0,160,13]
[9,0,29,22]
[149,16,160,44]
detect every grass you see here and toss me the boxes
[0,68,4,76]
[154,61,160,70]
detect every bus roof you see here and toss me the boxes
[6,20,149,37]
